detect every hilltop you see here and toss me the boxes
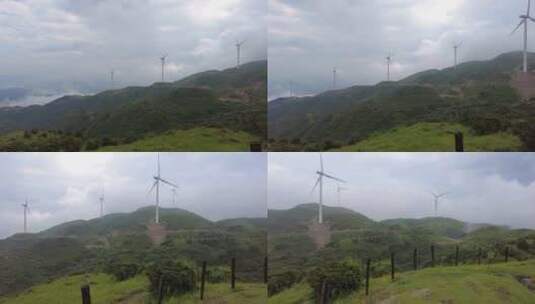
[268,203,535,298]
[268,52,535,151]
[0,61,267,152]
[0,206,266,297]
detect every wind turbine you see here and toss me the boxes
[160,54,168,82]
[21,200,30,233]
[430,192,448,217]
[148,153,178,224]
[311,154,346,224]
[99,194,105,217]
[236,40,246,69]
[453,42,463,68]
[386,53,393,81]
[110,69,115,89]
[171,188,177,205]
[511,0,535,73]
[336,184,347,205]
[332,67,337,89]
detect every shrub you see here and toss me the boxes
[268,270,302,296]
[307,259,361,301]
[104,262,140,281]
[145,258,197,299]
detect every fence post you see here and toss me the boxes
[81,285,91,304]
[365,259,371,296]
[478,248,482,265]
[413,248,418,270]
[231,257,236,289]
[200,261,207,300]
[250,142,262,152]
[455,245,459,266]
[157,275,165,304]
[431,245,435,267]
[391,252,395,281]
[264,256,268,284]
[505,247,509,263]
[320,280,329,304]
[455,132,464,152]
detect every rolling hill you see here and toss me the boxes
[0,61,267,151]
[0,207,266,298]
[268,204,535,299]
[268,52,535,151]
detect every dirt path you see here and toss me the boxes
[307,221,331,249]
[115,291,146,304]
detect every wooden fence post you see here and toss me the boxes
[365,259,371,296]
[431,245,435,267]
[455,132,464,152]
[264,256,268,284]
[320,280,329,304]
[231,257,236,289]
[157,275,165,304]
[478,248,482,265]
[200,261,207,300]
[391,252,395,281]
[505,247,509,263]
[413,248,418,270]
[81,285,91,304]
[455,245,459,266]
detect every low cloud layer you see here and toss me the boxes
[0,0,267,96]
[269,0,531,99]
[0,153,267,239]
[269,153,535,229]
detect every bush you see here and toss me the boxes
[206,266,228,283]
[268,270,302,296]
[307,259,361,301]
[145,259,197,299]
[104,262,140,281]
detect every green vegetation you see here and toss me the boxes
[97,127,257,152]
[269,261,535,303]
[268,52,535,151]
[332,122,522,151]
[0,61,267,152]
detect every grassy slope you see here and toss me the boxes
[269,260,535,304]
[333,122,522,152]
[97,127,258,152]
[0,273,266,304]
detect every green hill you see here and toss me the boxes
[0,61,267,152]
[0,207,266,298]
[0,273,266,304]
[269,260,535,303]
[268,52,535,151]
[332,122,522,152]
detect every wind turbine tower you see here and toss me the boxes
[336,184,347,205]
[333,67,337,89]
[110,69,115,88]
[160,55,167,82]
[312,154,346,224]
[22,200,29,233]
[149,153,178,224]
[512,0,535,73]
[99,194,105,217]
[453,42,463,68]
[431,192,448,217]
[236,40,246,69]
[386,54,393,81]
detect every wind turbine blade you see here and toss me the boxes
[511,20,526,35]
[319,172,346,183]
[530,17,535,22]
[320,153,324,172]
[528,0,531,16]
[148,180,158,195]
[310,176,321,194]
[159,178,178,188]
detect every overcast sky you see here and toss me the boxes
[0,0,266,97]
[0,153,267,239]
[269,0,532,99]
[269,153,535,229]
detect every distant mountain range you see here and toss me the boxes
[0,60,267,151]
[268,52,535,151]
[0,206,266,297]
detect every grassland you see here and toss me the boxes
[97,127,258,152]
[0,273,266,304]
[333,122,522,152]
[268,260,535,304]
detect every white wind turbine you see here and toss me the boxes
[21,199,30,233]
[511,0,535,73]
[336,184,347,205]
[160,54,168,82]
[148,154,178,224]
[430,192,448,217]
[386,53,394,81]
[171,188,177,205]
[453,42,463,68]
[311,154,346,224]
[99,194,105,217]
[332,67,337,89]
[236,40,246,68]
[110,69,115,89]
